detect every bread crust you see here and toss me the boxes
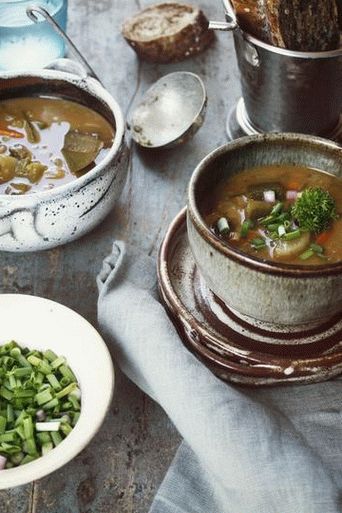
[229,1,266,41]
[230,0,341,51]
[264,0,340,51]
[122,2,214,63]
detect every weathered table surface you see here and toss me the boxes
[0,1,240,511]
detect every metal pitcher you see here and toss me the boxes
[210,0,342,137]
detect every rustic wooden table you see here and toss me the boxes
[0,1,240,511]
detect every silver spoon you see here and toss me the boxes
[128,72,207,149]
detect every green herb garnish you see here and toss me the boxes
[291,187,338,234]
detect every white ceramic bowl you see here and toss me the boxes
[0,294,114,489]
[0,61,129,252]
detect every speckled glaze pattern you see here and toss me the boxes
[0,69,129,252]
[187,133,342,328]
[158,208,342,386]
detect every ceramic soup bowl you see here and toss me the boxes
[187,133,342,329]
[0,62,129,252]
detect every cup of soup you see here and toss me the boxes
[0,60,129,252]
[187,133,342,329]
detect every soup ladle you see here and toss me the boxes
[26,5,100,81]
[127,72,207,149]
[27,7,207,150]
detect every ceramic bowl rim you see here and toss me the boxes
[188,132,342,277]
[0,69,125,202]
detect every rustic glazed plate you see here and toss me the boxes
[158,208,342,386]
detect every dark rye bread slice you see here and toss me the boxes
[230,0,341,51]
[264,0,340,51]
[122,2,214,63]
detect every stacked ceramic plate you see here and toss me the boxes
[158,208,342,386]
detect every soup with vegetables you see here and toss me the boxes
[0,97,114,195]
[205,165,342,265]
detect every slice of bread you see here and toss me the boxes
[122,2,214,63]
[230,0,340,51]
[264,0,340,51]
[230,1,266,41]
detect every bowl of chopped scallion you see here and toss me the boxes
[0,294,114,488]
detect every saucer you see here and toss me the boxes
[158,208,342,386]
[227,98,342,144]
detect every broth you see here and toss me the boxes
[0,97,114,195]
[204,165,342,266]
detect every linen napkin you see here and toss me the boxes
[97,241,342,513]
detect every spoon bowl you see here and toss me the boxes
[129,71,207,149]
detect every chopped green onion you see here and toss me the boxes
[36,432,51,444]
[50,431,63,447]
[216,217,230,235]
[251,238,266,249]
[6,405,14,423]
[283,229,302,241]
[59,365,76,382]
[310,243,324,254]
[56,383,77,399]
[35,421,61,432]
[278,225,286,237]
[46,374,62,392]
[270,202,283,216]
[35,389,53,406]
[23,416,33,439]
[241,219,253,237]
[20,454,38,465]
[51,356,66,370]
[0,387,13,401]
[0,417,6,435]
[42,398,59,410]
[0,341,80,468]
[267,223,280,232]
[72,412,81,427]
[42,442,54,456]
[43,350,58,363]
[300,249,315,260]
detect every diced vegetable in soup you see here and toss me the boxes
[204,165,341,265]
[0,97,114,195]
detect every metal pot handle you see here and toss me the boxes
[209,0,237,31]
[26,5,100,82]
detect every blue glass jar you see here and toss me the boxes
[0,0,68,71]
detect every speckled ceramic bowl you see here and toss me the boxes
[0,64,129,252]
[188,133,342,329]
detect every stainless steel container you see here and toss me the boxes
[211,1,342,137]
[234,30,342,135]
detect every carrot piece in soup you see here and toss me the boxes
[315,231,332,245]
[0,126,24,138]
[287,181,302,191]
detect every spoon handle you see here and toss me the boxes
[208,0,237,31]
[222,0,237,24]
[26,5,100,82]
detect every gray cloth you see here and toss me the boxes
[97,241,342,513]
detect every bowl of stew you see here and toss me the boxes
[187,133,342,329]
[0,60,129,252]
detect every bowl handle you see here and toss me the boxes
[43,58,90,79]
[26,5,100,82]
